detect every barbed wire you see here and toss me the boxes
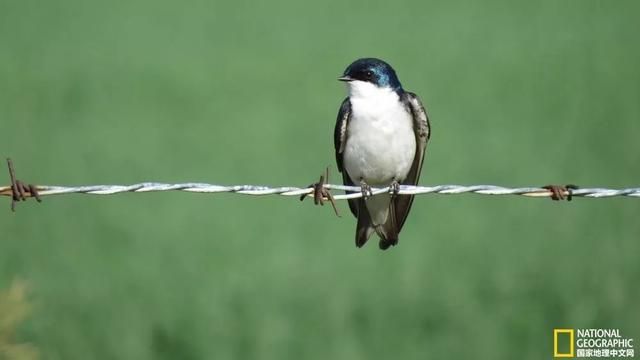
[2,158,638,212]
[2,182,639,199]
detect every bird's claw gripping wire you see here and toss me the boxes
[7,158,41,212]
[543,184,579,201]
[359,180,373,200]
[389,180,401,198]
[300,167,340,217]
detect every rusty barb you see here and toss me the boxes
[300,167,341,217]
[2,158,41,212]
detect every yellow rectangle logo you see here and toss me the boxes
[554,329,575,358]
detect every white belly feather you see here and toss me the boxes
[343,87,416,186]
[342,81,416,226]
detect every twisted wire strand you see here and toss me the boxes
[1,183,639,200]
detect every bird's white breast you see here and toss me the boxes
[343,81,416,187]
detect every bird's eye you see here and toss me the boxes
[365,70,373,78]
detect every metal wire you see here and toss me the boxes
[1,182,639,200]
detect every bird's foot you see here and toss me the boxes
[299,167,340,217]
[360,179,373,200]
[542,184,579,201]
[6,158,42,212]
[389,180,401,198]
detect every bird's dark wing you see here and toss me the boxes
[394,91,431,230]
[334,98,350,173]
[334,98,359,218]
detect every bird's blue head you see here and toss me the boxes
[339,58,403,93]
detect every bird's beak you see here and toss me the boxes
[338,76,353,82]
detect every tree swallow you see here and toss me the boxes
[334,58,431,250]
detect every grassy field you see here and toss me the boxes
[1,1,639,359]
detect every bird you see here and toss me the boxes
[334,58,431,250]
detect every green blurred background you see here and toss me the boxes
[1,1,639,359]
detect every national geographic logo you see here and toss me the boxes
[554,328,635,358]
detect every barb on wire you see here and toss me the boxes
[5,158,41,212]
[2,158,639,212]
[300,167,341,217]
